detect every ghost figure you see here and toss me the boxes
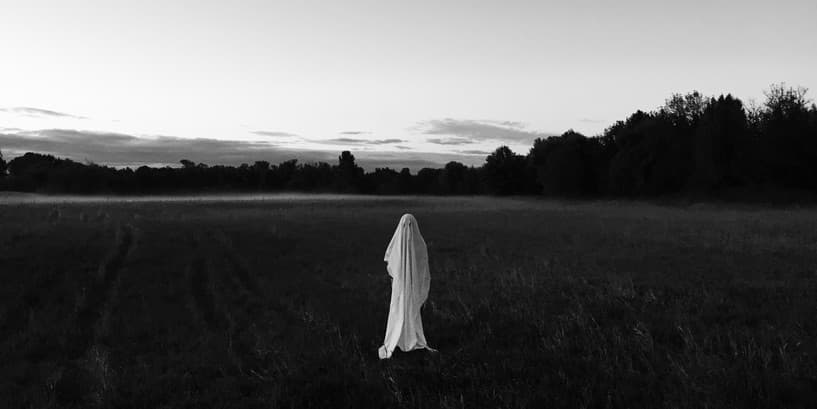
[378,214,435,359]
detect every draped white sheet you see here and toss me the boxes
[378,214,434,359]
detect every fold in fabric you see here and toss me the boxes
[378,214,434,359]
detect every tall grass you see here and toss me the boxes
[0,197,815,408]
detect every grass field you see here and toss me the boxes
[1,195,816,408]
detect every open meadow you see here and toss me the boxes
[1,195,816,408]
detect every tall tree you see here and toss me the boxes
[335,151,363,192]
[659,91,707,129]
[528,130,606,196]
[253,160,270,189]
[691,94,748,190]
[482,146,532,195]
[440,161,467,194]
[757,84,816,188]
[0,149,7,178]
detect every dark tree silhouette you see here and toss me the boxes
[289,161,333,191]
[660,91,706,129]
[0,149,7,178]
[691,95,749,190]
[274,159,298,189]
[415,168,442,194]
[335,151,363,192]
[756,84,817,188]
[482,146,533,195]
[398,168,413,193]
[253,161,270,190]
[606,100,697,196]
[529,130,602,196]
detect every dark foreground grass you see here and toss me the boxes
[1,196,816,408]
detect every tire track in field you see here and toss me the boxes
[210,230,297,325]
[209,229,361,345]
[53,223,136,407]
[210,228,363,336]
[211,230,263,297]
[187,254,223,331]
[206,229,373,386]
[72,223,135,356]
[185,233,247,375]
[206,229,313,381]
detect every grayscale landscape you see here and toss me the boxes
[2,1,815,407]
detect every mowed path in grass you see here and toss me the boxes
[1,195,816,408]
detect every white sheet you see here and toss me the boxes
[378,214,434,359]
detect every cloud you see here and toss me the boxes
[0,107,87,120]
[456,149,492,155]
[426,137,474,145]
[414,118,548,145]
[251,130,299,137]
[0,129,332,167]
[0,128,484,171]
[315,138,405,145]
[354,150,485,170]
[394,145,413,150]
[338,131,371,135]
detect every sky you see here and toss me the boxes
[1,0,815,170]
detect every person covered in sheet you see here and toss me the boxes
[378,213,435,359]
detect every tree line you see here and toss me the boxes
[1,84,816,198]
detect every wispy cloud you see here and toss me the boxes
[338,131,371,135]
[315,138,405,145]
[456,149,492,155]
[426,137,474,145]
[578,118,606,124]
[251,130,299,137]
[414,118,549,145]
[0,107,87,120]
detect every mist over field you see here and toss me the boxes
[0,192,449,204]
